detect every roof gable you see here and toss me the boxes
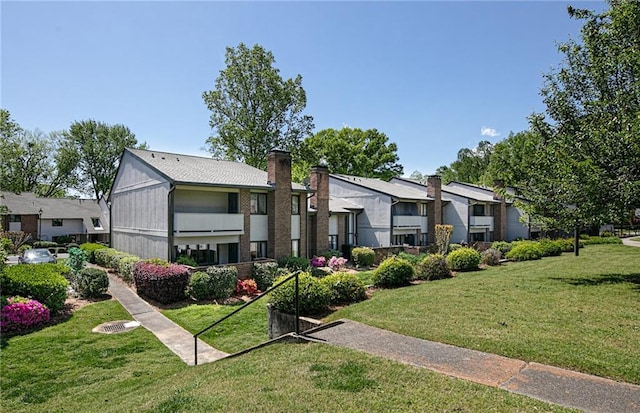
[330,174,432,201]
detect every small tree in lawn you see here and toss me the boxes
[435,224,454,255]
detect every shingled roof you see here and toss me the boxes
[126,148,308,191]
[330,174,433,201]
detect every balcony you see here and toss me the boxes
[470,216,494,231]
[393,215,428,232]
[174,212,244,236]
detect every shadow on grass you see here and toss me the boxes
[550,273,640,290]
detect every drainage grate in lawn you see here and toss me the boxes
[93,320,141,334]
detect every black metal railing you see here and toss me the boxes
[193,271,300,366]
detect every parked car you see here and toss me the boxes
[19,248,57,264]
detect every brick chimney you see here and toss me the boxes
[310,165,329,257]
[426,175,442,244]
[267,150,292,260]
[493,180,507,241]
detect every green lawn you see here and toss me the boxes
[0,300,574,412]
[327,244,640,384]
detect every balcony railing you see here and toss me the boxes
[174,212,244,235]
[393,215,428,231]
[470,216,493,230]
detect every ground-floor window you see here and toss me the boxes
[420,232,428,246]
[393,234,416,246]
[291,239,300,257]
[471,232,485,242]
[176,244,216,266]
[250,241,267,260]
[328,235,338,250]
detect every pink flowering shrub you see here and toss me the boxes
[235,279,259,296]
[1,296,50,332]
[328,256,348,271]
[310,256,326,267]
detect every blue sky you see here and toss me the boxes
[1,1,605,176]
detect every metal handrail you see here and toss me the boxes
[193,270,300,365]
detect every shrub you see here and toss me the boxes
[278,256,310,272]
[144,258,170,266]
[108,252,133,271]
[269,272,330,316]
[374,256,414,287]
[446,247,481,271]
[415,254,451,280]
[66,247,88,273]
[116,255,141,283]
[351,247,375,268]
[328,256,348,271]
[490,241,512,256]
[133,262,190,304]
[322,249,343,260]
[1,264,69,312]
[1,296,50,333]
[0,249,6,273]
[74,268,109,298]
[235,279,259,296]
[538,239,563,257]
[600,230,615,237]
[396,251,425,266]
[321,272,367,305]
[176,254,197,266]
[556,238,576,252]
[582,236,622,245]
[252,261,282,291]
[310,256,326,267]
[448,243,462,252]
[205,266,238,299]
[34,241,58,249]
[79,243,107,264]
[186,271,211,301]
[310,266,332,278]
[94,248,117,267]
[481,249,502,266]
[505,242,543,261]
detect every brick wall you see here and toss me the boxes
[310,166,329,257]
[267,151,292,260]
[239,189,251,262]
[426,175,442,244]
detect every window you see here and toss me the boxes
[250,193,267,215]
[91,218,102,229]
[52,219,63,227]
[176,244,216,266]
[9,214,20,222]
[472,204,485,216]
[291,239,300,257]
[420,203,428,216]
[291,195,300,215]
[421,233,428,246]
[471,232,485,242]
[328,235,338,250]
[250,241,268,260]
[228,193,239,213]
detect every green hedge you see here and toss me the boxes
[1,264,69,312]
[351,247,375,268]
[446,247,481,271]
[321,272,367,305]
[505,242,543,261]
[74,268,109,298]
[269,272,330,316]
[374,256,414,287]
[79,243,108,264]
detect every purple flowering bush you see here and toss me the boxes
[328,256,348,271]
[1,296,50,333]
[310,256,326,267]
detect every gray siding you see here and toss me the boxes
[506,206,530,241]
[111,151,171,260]
[330,178,392,247]
[443,192,469,244]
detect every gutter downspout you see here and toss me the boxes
[306,193,314,258]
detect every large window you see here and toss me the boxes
[250,241,268,260]
[52,219,63,227]
[228,193,239,213]
[176,244,216,266]
[472,204,485,216]
[291,195,300,215]
[251,193,267,215]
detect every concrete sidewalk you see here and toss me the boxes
[622,237,640,248]
[106,273,228,365]
[304,319,640,413]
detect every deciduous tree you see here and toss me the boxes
[202,43,314,169]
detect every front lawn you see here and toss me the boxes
[0,300,574,412]
[327,244,640,384]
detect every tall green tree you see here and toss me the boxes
[203,43,314,170]
[297,127,403,181]
[486,130,542,188]
[435,140,493,185]
[0,129,51,194]
[63,120,144,200]
[523,0,640,229]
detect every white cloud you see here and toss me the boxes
[480,126,500,137]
